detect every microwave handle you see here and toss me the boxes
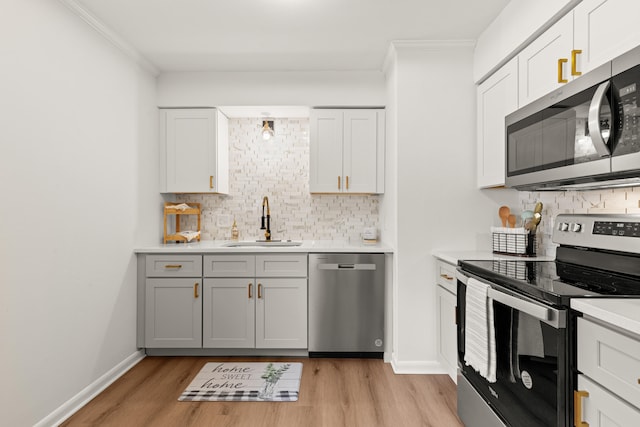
[588,80,612,157]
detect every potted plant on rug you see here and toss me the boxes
[259,363,290,400]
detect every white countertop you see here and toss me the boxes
[135,239,394,254]
[432,250,554,265]
[571,299,640,337]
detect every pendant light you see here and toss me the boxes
[261,120,275,141]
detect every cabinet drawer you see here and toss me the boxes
[204,255,256,277]
[436,260,457,294]
[256,254,308,277]
[578,317,640,409]
[577,374,640,427]
[146,255,202,277]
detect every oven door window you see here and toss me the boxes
[461,298,567,427]
[507,83,612,177]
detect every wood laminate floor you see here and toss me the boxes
[61,357,463,427]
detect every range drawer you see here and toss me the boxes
[578,317,640,409]
[436,260,457,294]
[256,254,308,277]
[204,255,256,277]
[145,255,202,277]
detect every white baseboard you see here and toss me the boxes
[391,355,448,374]
[35,350,145,427]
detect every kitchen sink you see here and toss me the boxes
[222,240,303,247]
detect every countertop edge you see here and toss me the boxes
[134,240,394,254]
[432,250,554,265]
[571,299,640,337]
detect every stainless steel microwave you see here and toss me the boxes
[505,45,640,190]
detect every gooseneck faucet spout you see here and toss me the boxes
[260,196,271,241]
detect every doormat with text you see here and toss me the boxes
[179,362,302,402]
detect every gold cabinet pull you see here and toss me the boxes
[248,283,253,299]
[573,390,589,427]
[440,274,454,281]
[258,283,262,299]
[164,264,182,269]
[338,176,341,190]
[194,283,199,298]
[558,58,568,83]
[346,175,349,190]
[209,176,214,189]
[571,49,582,76]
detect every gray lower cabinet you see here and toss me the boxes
[203,254,308,349]
[142,253,308,350]
[255,277,307,349]
[202,278,255,348]
[144,255,203,348]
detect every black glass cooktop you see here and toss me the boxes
[458,258,640,307]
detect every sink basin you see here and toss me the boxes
[222,240,303,247]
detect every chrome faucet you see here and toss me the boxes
[260,196,271,241]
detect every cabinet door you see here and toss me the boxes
[477,57,518,188]
[578,317,640,408]
[574,0,640,75]
[161,108,228,194]
[255,278,308,349]
[145,278,202,348]
[577,375,640,427]
[202,278,255,348]
[309,110,344,193]
[343,110,379,193]
[518,12,574,108]
[436,285,457,383]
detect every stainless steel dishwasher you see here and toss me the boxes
[308,253,385,357]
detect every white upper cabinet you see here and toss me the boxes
[477,57,518,188]
[517,0,640,109]
[160,108,229,194]
[518,13,574,108]
[310,109,385,194]
[574,0,640,75]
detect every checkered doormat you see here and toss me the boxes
[179,362,302,402]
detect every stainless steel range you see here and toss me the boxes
[456,214,640,427]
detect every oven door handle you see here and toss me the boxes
[457,270,565,328]
[488,288,552,321]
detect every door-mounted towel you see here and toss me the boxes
[464,277,497,383]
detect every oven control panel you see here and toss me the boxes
[553,214,640,253]
[593,221,640,237]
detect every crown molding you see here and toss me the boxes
[383,39,476,73]
[57,0,160,76]
[391,40,476,50]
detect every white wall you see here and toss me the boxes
[385,42,518,371]
[0,1,160,425]
[157,70,386,107]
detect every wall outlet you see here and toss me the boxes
[217,214,232,228]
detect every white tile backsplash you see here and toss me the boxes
[519,187,640,256]
[177,117,379,242]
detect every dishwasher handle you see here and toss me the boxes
[318,263,377,271]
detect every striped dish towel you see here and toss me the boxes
[464,277,497,383]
